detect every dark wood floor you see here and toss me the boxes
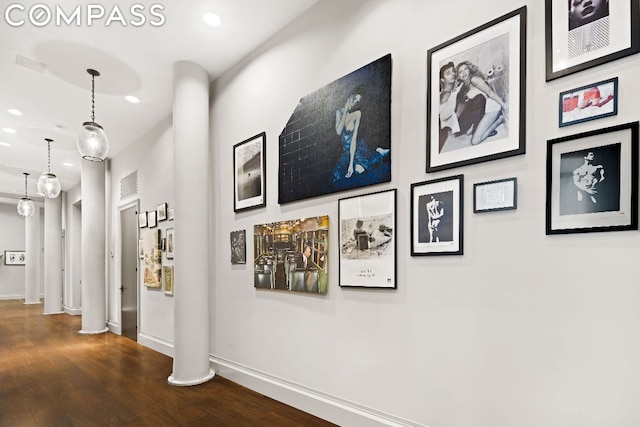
[0,300,336,427]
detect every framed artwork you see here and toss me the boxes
[142,229,162,288]
[167,208,174,221]
[473,177,517,213]
[138,239,144,259]
[427,7,526,172]
[254,216,329,294]
[338,189,396,289]
[234,132,266,212]
[278,54,391,204]
[546,121,638,234]
[559,77,618,127]
[4,250,26,266]
[230,230,247,264]
[147,211,157,228]
[164,266,174,296]
[166,228,174,259]
[411,175,464,256]
[138,211,147,228]
[545,0,639,81]
[161,238,166,252]
[157,202,168,221]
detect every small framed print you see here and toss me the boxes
[164,266,174,296]
[139,240,144,259]
[230,230,246,264]
[411,175,464,256]
[473,177,517,213]
[559,77,618,127]
[4,250,26,266]
[338,189,397,289]
[139,211,148,228]
[166,228,175,259]
[233,132,266,212]
[545,0,639,81]
[147,211,157,228]
[157,203,168,221]
[161,238,166,252]
[546,121,638,234]
[167,208,174,221]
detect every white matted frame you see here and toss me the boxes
[473,177,517,213]
[234,132,266,212]
[4,250,26,266]
[138,211,147,228]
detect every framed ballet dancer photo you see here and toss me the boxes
[427,7,526,173]
[411,175,464,256]
[546,121,638,235]
[559,77,618,127]
[545,0,639,81]
[233,132,266,212]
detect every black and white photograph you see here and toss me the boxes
[546,122,638,234]
[147,210,157,228]
[411,175,464,256]
[559,77,617,127]
[139,211,148,228]
[545,0,639,81]
[234,132,266,212]
[167,208,174,221]
[427,7,526,172]
[4,250,26,266]
[157,202,168,221]
[166,228,175,259]
[230,229,247,264]
[338,189,396,289]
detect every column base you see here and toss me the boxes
[24,300,41,305]
[78,327,109,335]
[168,369,215,387]
[43,311,64,315]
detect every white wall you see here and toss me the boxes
[0,202,26,299]
[207,1,640,426]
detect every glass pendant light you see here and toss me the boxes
[17,173,35,217]
[37,138,61,198]
[77,69,109,161]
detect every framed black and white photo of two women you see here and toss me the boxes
[427,7,526,172]
[545,0,639,81]
[546,122,638,235]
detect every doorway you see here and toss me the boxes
[120,202,139,341]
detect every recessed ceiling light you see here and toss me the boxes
[0,142,11,147]
[2,128,16,134]
[203,12,221,27]
[62,162,74,167]
[8,109,22,116]
[125,95,140,104]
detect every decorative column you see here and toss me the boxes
[79,159,108,334]
[44,196,63,314]
[24,206,41,304]
[168,60,214,386]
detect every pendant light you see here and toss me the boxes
[77,69,109,161]
[17,173,35,217]
[37,138,61,198]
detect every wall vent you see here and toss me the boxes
[120,171,138,200]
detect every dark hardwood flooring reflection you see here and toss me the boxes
[0,300,336,427]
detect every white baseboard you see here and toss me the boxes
[138,332,174,357]
[107,321,121,335]
[0,295,24,300]
[210,356,423,427]
[63,306,82,315]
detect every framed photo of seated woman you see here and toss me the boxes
[426,7,526,173]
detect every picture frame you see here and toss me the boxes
[139,239,144,259]
[546,121,638,235]
[233,132,266,212]
[164,266,174,296]
[4,250,26,266]
[338,189,396,289]
[161,238,166,252]
[545,0,639,81]
[147,211,157,228]
[473,177,517,213]
[411,175,464,256]
[138,211,147,228]
[166,228,174,259]
[167,208,174,221]
[559,77,618,127]
[157,202,168,221]
[230,230,247,264]
[427,7,526,172]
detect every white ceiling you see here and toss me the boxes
[0,0,318,199]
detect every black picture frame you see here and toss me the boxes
[166,228,174,259]
[473,177,517,213]
[138,211,148,228]
[545,0,640,81]
[157,202,168,221]
[233,132,266,212]
[559,77,618,127]
[338,189,397,289]
[147,211,157,228]
[427,7,526,172]
[411,175,464,256]
[230,230,247,264]
[546,121,638,234]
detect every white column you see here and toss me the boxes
[24,207,41,304]
[44,196,63,314]
[168,60,214,386]
[80,159,108,334]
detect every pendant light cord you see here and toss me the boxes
[47,140,51,173]
[23,173,28,197]
[91,73,96,122]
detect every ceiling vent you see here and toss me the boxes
[15,54,47,73]
[120,171,137,200]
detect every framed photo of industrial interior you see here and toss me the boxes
[427,7,526,172]
[338,189,396,289]
[546,121,638,235]
[233,132,266,212]
[559,77,618,127]
[545,0,639,81]
[411,175,464,256]
[473,177,517,213]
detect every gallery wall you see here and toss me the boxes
[0,201,26,299]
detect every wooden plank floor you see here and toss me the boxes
[0,300,336,427]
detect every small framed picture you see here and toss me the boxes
[167,208,174,221]
[147,211,157,228]
[139,211,148,228]
[559,77,618,127]
[166,228,175,259]
[234,132,266,212]
[139,240,144,259]
[161,238,166,251]
[230,230,246,264]
[545,0,639,81]
[338,189,397,289]
[411,175,464,256]
[164,266,174,296]
[546,121,638,234]
[473,177,517,213]
[4,250,26,266]
[157,203,168,221]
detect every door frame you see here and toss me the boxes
[119,199,140,339]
